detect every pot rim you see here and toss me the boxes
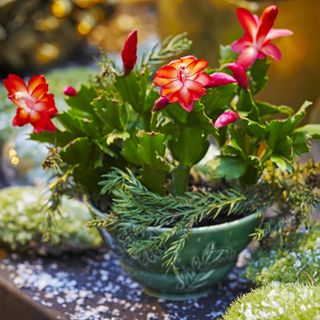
[146,211,262,233]
[89,203,262,234]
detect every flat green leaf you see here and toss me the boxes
[122,136,140,166]
[249,58,270,94]
[270,155,293,172]
[256,101,294,117]
[219,45,238,64]
[137,131,167,167]
[60,137,93,165]
[169,126,209,167]
[296,124,320,139]
[106,130,130,145]
[207,156,248,180]
[292,131,311,155]
[202,84,237,119]
[65,85,96,112]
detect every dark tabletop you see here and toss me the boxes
[0,248,252,320]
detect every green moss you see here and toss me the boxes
[0,186,101,254]
[223,283,320,320]
[246,226,320,285]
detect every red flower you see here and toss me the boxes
[232,5,293,68]
[213,111,240,129]
[64,86,78,96]
[153,56,211,112]
[121,30,138,75]
[3,74,57,133]
[226,63,249,89]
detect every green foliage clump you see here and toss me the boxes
[246,226,320,285]
[223,283,320,320]
[0,186,101,254]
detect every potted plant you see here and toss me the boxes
[2,5,319,299]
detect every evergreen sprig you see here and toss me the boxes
[94,168,263,272]
[141,32,192,68]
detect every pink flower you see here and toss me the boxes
[226,63,248,89]
[153,97,170,112]
[206,72,237,88]
[121,30,138,75]
[63,86,78,96]
[213,111,240,129]
[232,5,293,68]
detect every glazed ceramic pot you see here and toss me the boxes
[90,205,260,300]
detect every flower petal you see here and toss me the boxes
[154,66,178,86]
[207,72,236,88]
[261,43,282,60]
[257,5,278,45]
[236,7,258,40]
[265,28,293,41]
[231,34,252,53]
[177,87,194,112]
[12,108,30,127]
[236,46,259,69]
[186,59,208,76]
[226,63,249,89]
[28,75,46,94]
[35,94,57,115]
[31,83,49,101]
[160,80,183,96]
[194,73,211,87]
[3,74,28,97]
[184,80,206,97]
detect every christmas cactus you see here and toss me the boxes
[3,5,318,197]
[2,4,320,274]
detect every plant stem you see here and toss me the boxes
[150,111,157,132]
[170,165,190,196]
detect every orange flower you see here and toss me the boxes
[153,56,211,112]
[3,74,57,133]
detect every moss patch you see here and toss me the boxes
[223,283,320,320]
[246,226,320,285]
[0,186,101,254]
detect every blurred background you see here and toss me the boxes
[0,0,319,109]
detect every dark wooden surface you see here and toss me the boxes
[0,249,252,320]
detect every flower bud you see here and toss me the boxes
[153,97,169,112]
[63,86,78,96]
[213,111,240,129]
[206,72,236,88]
[121,30,138,75]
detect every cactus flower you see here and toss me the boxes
[153,56,211,112]
[3,74,57,133]
[232,5,293,68]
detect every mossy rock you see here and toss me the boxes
[0,186,101,255]
[223,283,320,320]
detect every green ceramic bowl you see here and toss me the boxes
[91,206,261,300]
